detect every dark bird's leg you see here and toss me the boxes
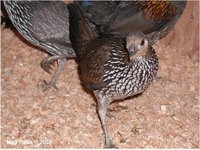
[41,56,66,91]
[41,55,63,73]
[1,16,13,28]
[95,94,116,148]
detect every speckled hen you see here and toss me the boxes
[68,3,159,148]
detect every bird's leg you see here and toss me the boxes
[96,95,117,148]
[1,16,13,29]
[41,56,66,91]
[41,55,62,74]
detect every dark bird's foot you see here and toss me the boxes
[41,56,66,91]
[41,80,58,91]
[106,110,115,119]
[41,56,57,74]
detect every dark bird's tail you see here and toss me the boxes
[68,3,97,59]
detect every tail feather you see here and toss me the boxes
[68,3,97,59]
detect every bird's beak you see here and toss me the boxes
[128,46,138,57]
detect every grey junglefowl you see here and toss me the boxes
[76,1,187,45]
[68,3,159,148]
[3,1,75,90]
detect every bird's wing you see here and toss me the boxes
[77,1,187,44]
[28,1,70,43]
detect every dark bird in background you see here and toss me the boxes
[76,1,187,45]
[68,3,159,148]
[3,1,75,90]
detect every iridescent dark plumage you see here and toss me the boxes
[77,1,187,45]
[68,3,159,148]
[3,1,75,90]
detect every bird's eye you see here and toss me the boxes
[140,39,145,46]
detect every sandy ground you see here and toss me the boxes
[1,2,199,149]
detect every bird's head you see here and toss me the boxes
[126,32,149,61]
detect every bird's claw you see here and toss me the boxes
[41,59,55,74]
[106,109,116,119]
[104,140,117,149]
[42,80,58,91]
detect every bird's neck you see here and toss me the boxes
[130,45,156,62]
[144,46,157,60]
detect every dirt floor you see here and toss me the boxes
[1,2,199,149]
